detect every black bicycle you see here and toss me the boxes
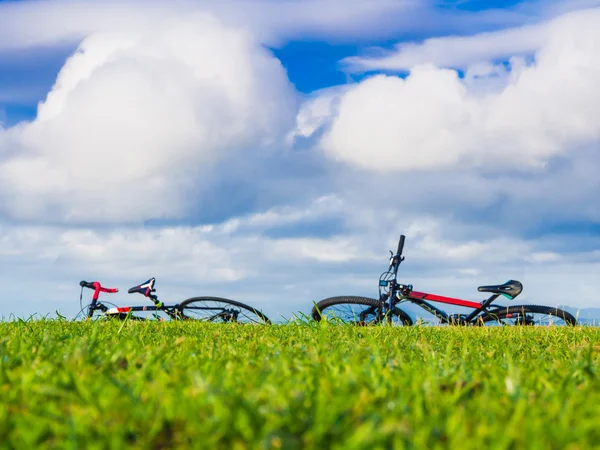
[76,278,271,324]
[312,235,577,326]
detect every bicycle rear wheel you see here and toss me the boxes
[312,296,413,326]
[178,297,271,324]
[479,305,577,326]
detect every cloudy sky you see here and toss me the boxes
[1,0,600,321]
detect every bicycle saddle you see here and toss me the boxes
[477,280,522,299]
[128,277,156,296]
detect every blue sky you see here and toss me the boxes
[1,0,600,321]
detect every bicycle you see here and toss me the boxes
[75,278,271,324]
[311,235,577,326]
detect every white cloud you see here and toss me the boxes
[5,0,595,55]
[310,7,600,172]
[0,0,426,51]
[343,7,600,72]
[525,251,562,263]
[266,237,369,263]
[290,87,348,142]
[217,194,344,233]
[343,21,549,72]
[0,195,364,283]
[0,13,296,222]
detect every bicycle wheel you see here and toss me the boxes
[74,303,124,321]
[478,305,577,326]
[178,297,271,324]
[312,296,413,326]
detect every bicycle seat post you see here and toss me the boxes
[150,292,164,309]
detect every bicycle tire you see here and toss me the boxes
[178,297,271,324]
[478,304,577,326]
[312,296,413,326]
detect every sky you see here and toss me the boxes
[1,0,600,322]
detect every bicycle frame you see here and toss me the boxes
[395,291,503,325]
[92,303,181,321]
[87,300,247,322]
[379,236,508,325]
[84,288,181,320]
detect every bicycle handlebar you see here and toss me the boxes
[388,234,407,274]
[397,234,405,257]
[80,280,118,301]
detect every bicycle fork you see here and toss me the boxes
[387,290,395,323]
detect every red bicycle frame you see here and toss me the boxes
[408,291,481,309]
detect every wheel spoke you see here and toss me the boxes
[481,305,576,326]
[179,298,270,324]
[312,296,413,326]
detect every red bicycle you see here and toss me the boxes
[75,277,271,324]
[311,235,577,326]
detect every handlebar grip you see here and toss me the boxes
[79,280,94,289]
[397,234,405,256]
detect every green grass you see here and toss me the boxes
[1,320,600,449]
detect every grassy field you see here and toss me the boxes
[1,320,600,449]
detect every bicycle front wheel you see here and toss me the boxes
[312,296,413,326]
[479,305,577,326]
[178,297,271,324]
[74,303,140,321]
